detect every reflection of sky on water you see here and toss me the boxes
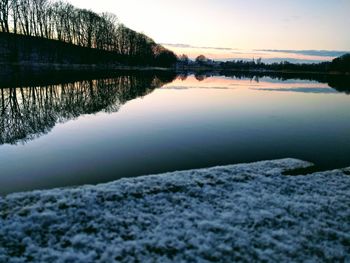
[251,87,338,94]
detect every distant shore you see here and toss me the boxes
[187,67,350,76]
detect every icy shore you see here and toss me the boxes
[1,159,349,262]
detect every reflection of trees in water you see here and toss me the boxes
[0,75,173,145]
[2,71,347,145]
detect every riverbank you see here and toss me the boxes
[1,159,349,262]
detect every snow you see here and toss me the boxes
[0,158,349,262]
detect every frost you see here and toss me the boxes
[0,158,349,262]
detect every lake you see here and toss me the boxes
[1,72,350,195]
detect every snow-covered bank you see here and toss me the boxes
[1,159,349,262]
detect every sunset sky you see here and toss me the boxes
[69,0,350,62]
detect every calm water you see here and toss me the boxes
[1,72,350,194]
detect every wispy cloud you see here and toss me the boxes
[162,43,237,51]
[250,57,331,64]
[163,44,349,58]
[256,49,349,57]
[214,57,332,64]
[163,43,349,63]
[282,15,301,23]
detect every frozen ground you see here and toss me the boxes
[0,159,349,262]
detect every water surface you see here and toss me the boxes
[1,72,350,194]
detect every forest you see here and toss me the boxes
[0,0,177,66]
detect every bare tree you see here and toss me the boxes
[0,0,10,32]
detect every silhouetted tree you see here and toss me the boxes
[179,54,189,64]
[331,54,350,73]
[195,55,207,65]
[0,0,10,32]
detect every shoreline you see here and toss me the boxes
[0,62,172,71]
[1,158,349,261]
[1,62,349,90]
[2,62,350,75]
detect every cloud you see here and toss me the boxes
[255,57,331,64]
[282,15,301,23]
[162,43,349,63]
[162,43,237,51]
[256,49,349,57]
[163,44,349,58]
[217,57,331,64]
[162,43,194,48]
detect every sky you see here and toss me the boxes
[68,0,350,62]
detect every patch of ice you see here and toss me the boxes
[0,158,349,262]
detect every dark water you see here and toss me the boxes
[1,72,350,195]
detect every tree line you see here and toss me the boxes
[0,0,177,66]
[177,54,350,73]
[219,54,350,73]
